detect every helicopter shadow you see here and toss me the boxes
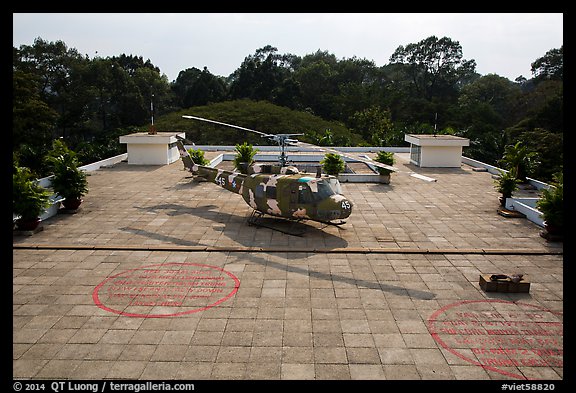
[366,182,397,193]
[123,203,435,301]
[133,203,349,247]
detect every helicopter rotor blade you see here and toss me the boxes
[182,114,436,182]
[182,115,272,138]
[292,141,437,182]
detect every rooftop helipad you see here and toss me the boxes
[13,152,563,381]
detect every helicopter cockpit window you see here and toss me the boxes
[314,180,336,201]
[266,186,277,199]
[298,185,314,204]
[255,185,265,199]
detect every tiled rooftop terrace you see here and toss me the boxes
[13,151,563,381]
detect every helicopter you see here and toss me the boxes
[177,115,435,235]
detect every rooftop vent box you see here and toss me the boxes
[404,134,469,168]
[119,132,186,165]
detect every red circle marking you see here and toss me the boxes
[93,263,240,318]
[428,299,563,380]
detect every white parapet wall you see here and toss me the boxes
[505,197,545,227]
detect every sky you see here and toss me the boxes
[13,13,563,83]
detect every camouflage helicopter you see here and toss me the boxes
[177,115,435,235]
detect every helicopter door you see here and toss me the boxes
[288,183,299,210]
[288,182,316,217]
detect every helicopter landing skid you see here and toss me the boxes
[247,211,307,236]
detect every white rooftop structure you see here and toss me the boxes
[405,134,470,168]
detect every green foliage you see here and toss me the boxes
[187,147,209,166]
[389,36,477,101]
[45,140,88,200]
[499,141,540,182]
[233,142,258,174]
[173,67,227,108]
[13,36,563,182]
[493,169,520,199]
[321,153,345,175]
[156,99,363,146]
[349,106,395,146]
[531,46,563,82]
[13,165,52,220]
[373,151,395,176]
[536,172,563,228]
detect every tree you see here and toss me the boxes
[389,36,477,102]
[294,59,336,118]
[172,67,227,108]
[499,141,540,182]
[531,46,563,83]
[229,45,299,106]
[13,69,58,168]
[349,106,395,146]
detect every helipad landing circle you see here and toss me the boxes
[428,299,563,379]
[93,263,240,318]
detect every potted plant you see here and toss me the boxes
[536,172,563,240]
[233,142,258,174]
[498,141,540,183]
[187,147,209,166]
[13,165,52,231]
[494,169,519,207]
[45,140,88,210]
[320,153,345,176]
[373,150,395,184]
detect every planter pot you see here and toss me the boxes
[15,217,41,231]
[62,198,83,210]
[499,195,510,207]
[544,222,563,236]
[379,174,391,184]
[541,221,563,242]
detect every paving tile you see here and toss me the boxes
[281,363,315,380]
[211,362,247,379]
[378,347,414,365]
[13,359,49,378]
[71,360,114,379]
[282,346,314,363]
[342,333,375,348]
[150,345,187,361]
[246,362,282,380]
[313,332,345,347]
[346,347,381,364]
[118,344,156,361]
[283,331,312,347]
[415,363,455,379]
[249,346,283,363]
[86,343,126,360]
[35,359,81,379]
[349,364,386,380]
[216,346,251,363]
[140,361,180,380]
[252,330,283,346]
[315,364,351,380]
[314,347,348,364]
[175,362,213,380]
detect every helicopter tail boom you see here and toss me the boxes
[176,140,198,174]
[176,140,246,195]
